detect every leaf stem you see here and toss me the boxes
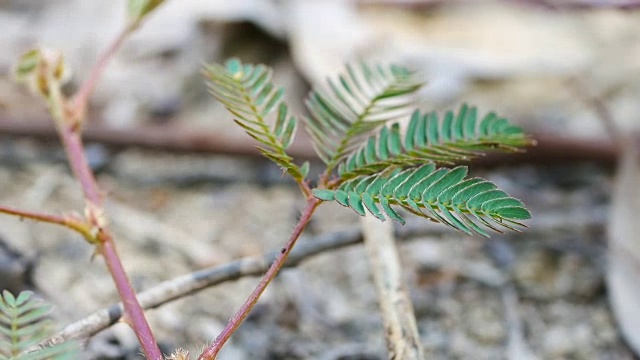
[58,124,162,359]
[10,5,163,358]
[71,22,138,123]
[53,19,162,359]
[198,197,321,360]
[98,237,160,358]
[0,205,92,240]
[58,126,103,204]
[298,180,313,198]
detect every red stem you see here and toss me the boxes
[198,197,321,360]
[59,127,102,204]
[72,23,136,120]
[0,205,91,239]
[98,238,161,359]
[50,20,162,358]
[57,125,162,359]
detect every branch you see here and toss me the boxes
[0,118,621,167]
[59,127,103,205]
[72,24,137,122]
[565,77,630,151]
[0,118,317,158]
[57,66,163,360]
[33,203,605,352]
[361,215,424,359]
[59,125,163,359]
[0,205,93,240]
[34,15,163,359]
[199,197,321,359]
[35,223,450,351]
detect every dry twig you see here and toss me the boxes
[361,215,425,359]
[0,118,620,167]
[33,202,606,352]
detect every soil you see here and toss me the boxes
[0,140,633,359]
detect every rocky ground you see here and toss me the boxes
[0,140,633,359]
[1,1,640,359]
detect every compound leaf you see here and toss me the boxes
[205,59,306,181]
[0,290,78,360]
[313,164,530,237]
[303,62,424,172]
[338,104,534,179]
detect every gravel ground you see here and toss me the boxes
[1,2,639,359]
[0,140,634,360]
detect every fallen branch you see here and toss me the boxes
[361,216,425,359]
[35,224,446,351]
[34,202,607,351]
[0,117,619,167]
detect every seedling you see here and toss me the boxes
[0,1,533,358]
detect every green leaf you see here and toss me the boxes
[337,104,534,179]
[395,164,435,199]
[437,178,483,204]
[205,59,303,181]
[452,180,497,206]
[362,193,385,221]
[128,0,165,21]
[317,165,529,236]
[389,123,403,156]
[300,161,310,178]
[467,189,509,210]
[481,197,525,212]
[379,196,405,224]
[14,50,40,79]
[335,190,349,207]
[494,206,532,220]
[347,192,366,216]
[0,291,78,359]
[303,62,424,172]
[405,110,420,150]
[409,167,447,200]
[313,189,335,201]
[422,166,468,203]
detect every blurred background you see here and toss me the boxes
[1,0,640,359]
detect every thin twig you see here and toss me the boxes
[0,117,318,159]
[72,23,137,122]
[37,223,452,350]
[565,77,628,149]
[58,127,103,205]
[501,285,537,360]
[198,197,321,359]
[0,205,92,240]
[35,226,372,350]
[361,215,425,359]
[98,239,159,358]
[41,16,162,360]
[32,206,604,351]
[0,118,621,167]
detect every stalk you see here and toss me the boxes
[53,27,163,359]
[198,197,321,359]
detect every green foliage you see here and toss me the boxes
[0,291,77,360]
[337,104,534,179]
[13,50,40,80]
[13,49,68,98]
[208,58,533,237]
[313,164,530,237]
[303,62,423,171]
[128,0,165,22]
[204,59,307,181]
